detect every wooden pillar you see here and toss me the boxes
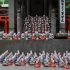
[44,0,47,15]
[27,0,30,15]
[49,1,52,18]
[21,0,24,26]
[4,21,8,33]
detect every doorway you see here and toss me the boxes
[30,0,44,16]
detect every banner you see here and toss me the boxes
[60,0,65,23]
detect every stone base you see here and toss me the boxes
[59,28,66,33]
[9,28,15,32]
[60,24,66,33]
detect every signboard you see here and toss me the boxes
[60,0,65,23]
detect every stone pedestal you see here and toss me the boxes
[60,24,65,32]
[51,9,56,37]
[9,0,16,32]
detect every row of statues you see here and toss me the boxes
[23,15,51,33]
[0,31,54,40]
[0,50,70,69]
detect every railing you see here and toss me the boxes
[0,8,8,16]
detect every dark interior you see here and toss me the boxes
[30,0,44,16]
[0,22,4,31]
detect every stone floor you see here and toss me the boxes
[0,66,69,70]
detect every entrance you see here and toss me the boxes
[30,0,44,16]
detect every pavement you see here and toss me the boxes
[0,65,69,70]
